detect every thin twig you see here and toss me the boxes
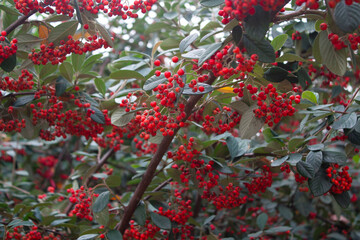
[5,9,38,35]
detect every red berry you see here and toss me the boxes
[320,23,328,31]
[172,56,179,63]
[74,86,80,91]
[1,31,6,36]
[154,59,161,66]
[84,24,89,30]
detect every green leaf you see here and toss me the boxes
[256,213,268,230]
[93,191,110,213]
[263,67,290,82]
[179,33,198,53]
[322,150,347,164]
[271,34,288,51]
[13,95,35,107]
[60,62,73,82]
[264,226,292,234]
[198,42,222,66]
[318,30,347,76]
[332,191,351,208]
[48,20,78,45]
[71,53,86,73]
[308,168,332,197]
[110,70,145,80]
[271,156,289,167]
[88,106,105,124]
[50,219,71,226]
[200,0,224,7]
[143,74,167,91]
[77,234,98,240]
[306,151,322,173]
[332,112,357,130]
[243,35,275,63]
[229,100,250,115]
[183,83,213,95]
[0,5,21,15]
[39,64,58,79]
[150,212,171,230]
[297,161,315,179]
[96,22,114,48]
[94,78,106,96]
[111,108,136,126]
[307,144,324,151]
[105,175,122,187]
[145,22,175,34]
[226,136,249,160]
[244,6,271,41]
[202,21,222,31]
[55,76,70,97]
[107,230,123,240]
[276,53,305,62]
[238,105,265,139]
[301,91,318,104]
[334,1,360,33]
[287,153,302,166]
[288,137,305,152]
[134,203,146,226]
[0,51,16,72]
[182,49,205,59]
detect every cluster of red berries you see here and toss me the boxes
[5,226,60,240]
[37,155,58,179]
[191,106,241,135]
[123,220,160,240]
[326,164,352,194]
[328,0,360,8]
[0,150,13,162]
[0,31,17,65]
[29,35,111,65]
[67,186,97,220]
[280,164,291,174]
[0,118,26,133]
[244,165,273,194]
[328,33,347,51]
[218,0,286,24]
[209,182,248,209]
[0,70,34,92]
[234,83,300,127]
[295,0,320,9]
[14,0,156,19]
[279,120,300,133]
[195,45,257,81]
[295,173,308,184]
[291,31,302,41]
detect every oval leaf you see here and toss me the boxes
[92,191,110,213]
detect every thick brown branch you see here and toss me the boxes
[5,9,38,35]
[116,72,217,234]
[274,7,326,23]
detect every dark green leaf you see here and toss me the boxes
[244,6,271,41]
[297,67,312,89]
[134,203,146,226]
[179,33,198,53]
[332,85,342,98]
[264,226,292,234]
[143,74,167,91]
[105,175,122,187]
[198,42,222,66]
[232,25,243,45]
[93,191,110,213]
[110,70,145,80]
[226,136,249,160]
[96,22,114,48]
[50,219,71,226]
[318,30,347,76]
[332,191,351,208]
[306,151,322,173]
[107,230,123,240]
[307,144,324,151]
[60,62,73,82]
[150,212,171,230]
[264,67,290,82]
[243,35,275,63]
[297,161,315,179]
[13,95,35,107]
[200,0,224,7]
[287,153,302,166]
[256,213,268,230]
[0,51,16,72]
[183,83,213,95]
[322,150,347,164]
[334,1,360,33]
[88,106,105,124]
[55,76,70,97]
[48,21,78,45]
[308,168,332,196]
[278,205,293,220]
[332,112,357,130]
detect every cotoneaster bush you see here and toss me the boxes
[1,0,360,239]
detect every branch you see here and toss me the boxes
[116,72,217,234]
[5,9,38,35]
[273,6,326,23]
